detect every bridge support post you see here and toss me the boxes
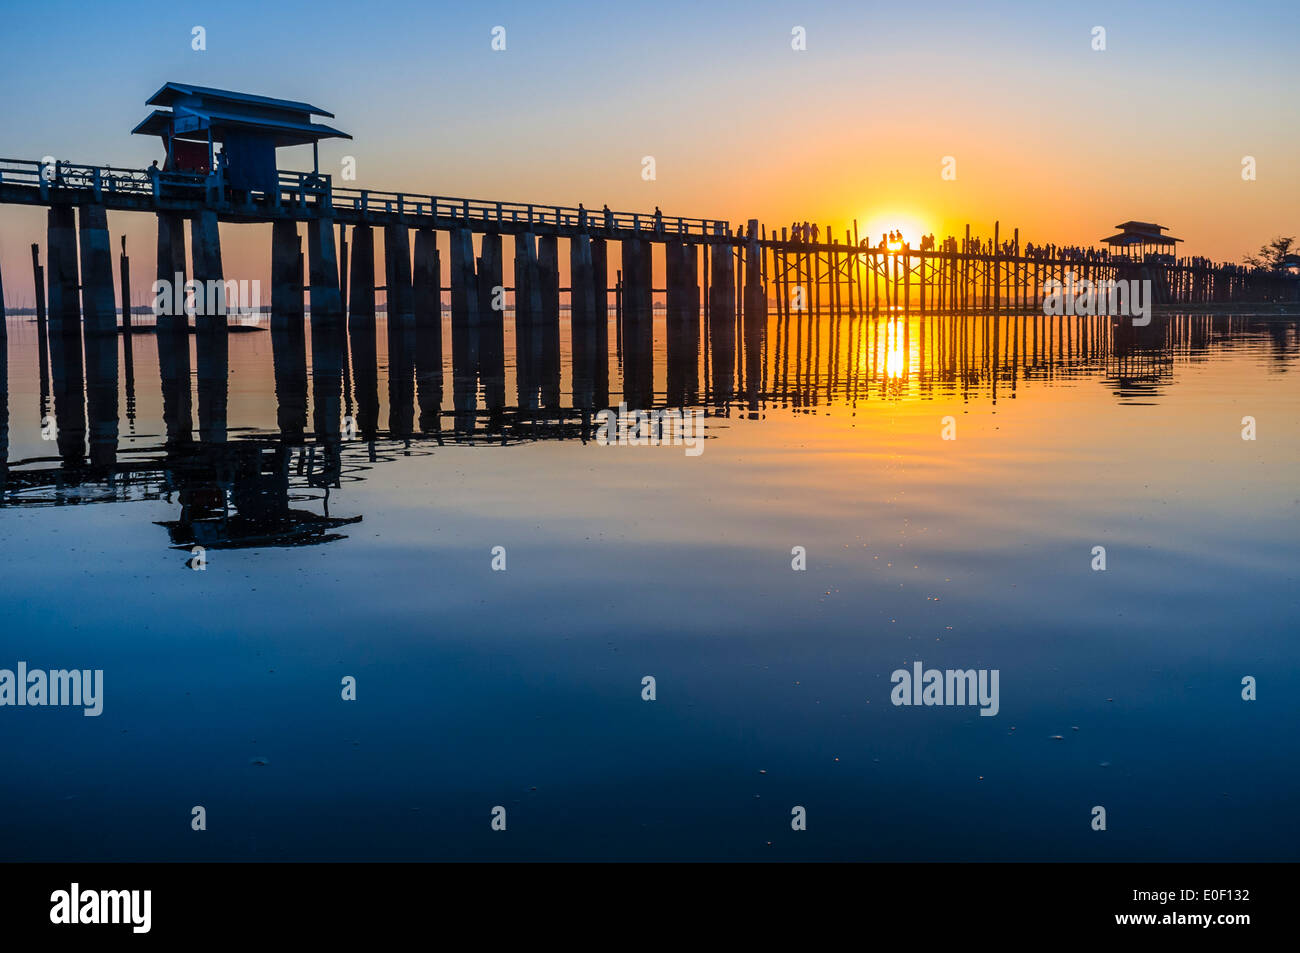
[349,225,376,326]
[743,219,766,399]
[383,224,413,328]
[189,210,227,442]
[0,251,5,491]
[537,235,561,408]
[77,206,117,336]
[155,212,186,333]
[620,238,654,407]
[569,235,597,410]
[449,227,480,414]
[475,233,505,411]
[346,224,378,438]
[590,238,609,407]
[412,227,441,367]
[154,214,191,440]
[412,228,442,430]
[513,233,542,409]
[709,240,735,399]
[665,241,690,405]
[308,217,344,328]
[383,224,414,437]
[271,220,303,331]
[46,207,80,336]
[190,210,224,332]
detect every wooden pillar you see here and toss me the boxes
[621,237,654,406]
[271,220,303,331]
[538,234,561,407]
[75,205,117,337]
[346,224,378,438]
[154,217,191,443]
[570,234,598,410]
[155,212,186,333]
[590,237,609,408]
[305,217,343,328]
[475,232,504,410]
[413,230,443,434]
[665,240,689,404]
[709,239,735,399]
[348,224,376,327]
[46,207,79,336]
[449,227,480,413]
[190,210,224,333]
[513,233,542,409]
[743,221,766,401]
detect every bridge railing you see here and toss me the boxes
[2,157,730,236]
[272,170,332,209]
[330,184,726,236]
[0,157,210,201]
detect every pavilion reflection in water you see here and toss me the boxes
[1,308,1297,557]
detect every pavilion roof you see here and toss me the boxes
[132,83,349,147]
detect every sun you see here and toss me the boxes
[859,214,930,250]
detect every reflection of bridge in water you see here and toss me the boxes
[1,307,1296,554]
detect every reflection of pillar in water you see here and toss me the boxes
[156,317,192,446]
[48,322,86,468]
[272,323,308,442]
[83,328,118,469]
[194,320,228,444]
[312,318,346,444]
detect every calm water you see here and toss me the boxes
[1,310,1297,861]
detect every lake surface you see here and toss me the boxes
[1,310,1297,861]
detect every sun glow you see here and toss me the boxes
[859,214,930,250]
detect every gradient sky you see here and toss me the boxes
[1,0,1297,300]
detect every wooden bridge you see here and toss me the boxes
[0,157,726,238]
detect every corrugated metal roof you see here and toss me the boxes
[1102,231,1182,245]
[1114,220,1169,231]
[145,82,335,118]
[133,99,350,146]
